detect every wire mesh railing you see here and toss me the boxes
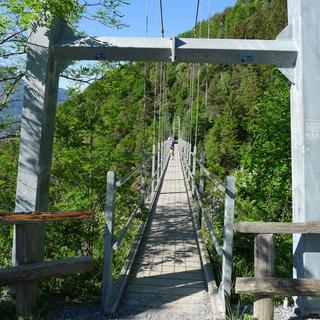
[179,138,235,319]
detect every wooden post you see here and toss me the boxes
[183,141,187,170]
[198,151,206,228]
[157,142,160,188]
[253,234,275,320]
[160,141,164,175]
[141,151,146,196]
[192,145,197,196]
[102,171,116,314]
[151,144,156,196]
[188,143,192,181]
[180,140,185,169]
[220,176,236,317]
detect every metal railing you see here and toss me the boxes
[101,141,170,314]
[179,138,235,319]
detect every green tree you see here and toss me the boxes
[0,0,128,113]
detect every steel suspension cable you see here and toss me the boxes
[142,0,149,161]
[205,0,211,110]
[194,65,200,148]
[143,64,148,154]
[158,63,163,145]
[189,0,201,148]
[189,63,195,146]
[162,64,167,140]
[157,0,165,147]
[194,0,201,33]
[194,2,202,148]
[159,0,165,38]
[187,65,192,144]
[153,63,158,146]
[145,0,149,37]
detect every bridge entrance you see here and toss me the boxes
[13,0,320,317]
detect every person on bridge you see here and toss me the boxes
[168,136,175,158]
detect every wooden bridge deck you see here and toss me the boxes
[117,149,211,319]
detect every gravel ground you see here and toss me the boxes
[114,291,211,320]
[274,305,320,320]
[47,302,320,320]
[47,294,211,320]
[232,303,320,320]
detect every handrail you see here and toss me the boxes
[193,186,223,256]
[102,142,170,314]
[195,158,226,193]
[185,150,223,255]
[112,152,171,251]
[185,141,228,194]
[115,153,154,188]
[113,180,151,251]
[113,150,170,250]
[183,145,233,197]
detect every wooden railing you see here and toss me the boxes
[0,209,95,316]
[179,138,236,319]
[234,221,320,320]
[101,141,170,314]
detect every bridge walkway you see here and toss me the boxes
[116,148,211,319]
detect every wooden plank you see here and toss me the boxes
[236,277,320,296]
[253,234,274,320]
[123,291,206,306]
[127,283,205,296]
[131,271,204,281]
[129,277,205,288]
[0,209,93,224]
[234,221,320,234]
[0,256,94,286]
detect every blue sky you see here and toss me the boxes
[60,0,237,89]
[80,0,237,37]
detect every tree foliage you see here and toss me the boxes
[0,0,128,112]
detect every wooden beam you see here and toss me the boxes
[0,256,94,287]
[236,277,320,296]
[0,209,93,224]
[234,221,320,234]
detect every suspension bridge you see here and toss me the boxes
[116,148,214,319]
[2,0,320,319]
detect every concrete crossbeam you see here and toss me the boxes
[54,36,297,67]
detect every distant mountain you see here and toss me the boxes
[0,81,68,119]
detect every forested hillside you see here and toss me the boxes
[0,0,292,315]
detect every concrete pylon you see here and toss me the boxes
[287,0,320,316]
[13,20,66,315]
